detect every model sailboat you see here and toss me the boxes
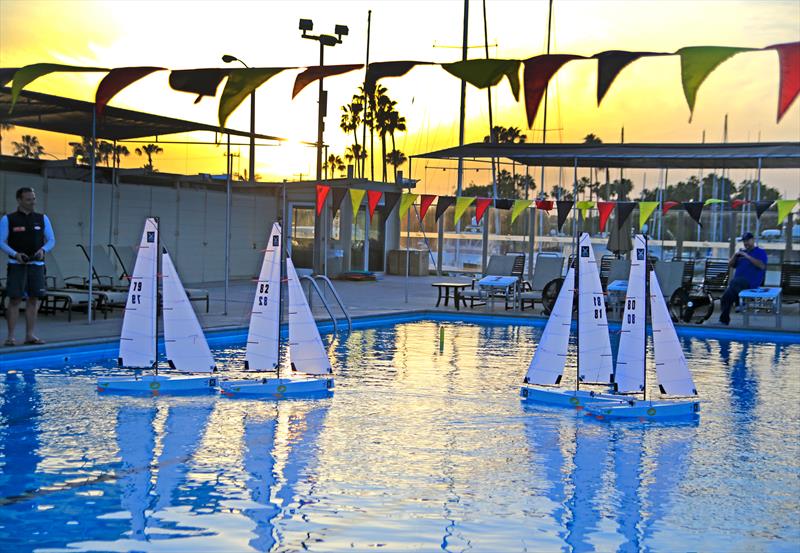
[585,234,700,420]
[219,222,334,398]
[521,233,622,408]
[97,217,217,394]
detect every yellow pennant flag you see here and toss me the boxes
[218,67,285,127]
[638,201,659,230]
[350,189,366,215]
[704,198,726,206]
[576,200,595,220]
[776,199,799,224]
[10,63,108,112]
[510,199,533,223]
[453,196,475,223]
[398,193,418,218]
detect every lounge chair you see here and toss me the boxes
[517,255,563,311]
[460,254,523,308]
[780,261,800,305]
[43,255,110,320]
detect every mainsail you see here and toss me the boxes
[524,268,575,385]
[615,234,647,393]
[245,222,282,371]
[161,250,215,373]
[650,272,698,396]
[286,258,332,375]
[577,233,614,384]
[119,218,158,368]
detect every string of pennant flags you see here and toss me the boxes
[316,184,799,232]
[2,41,798,127]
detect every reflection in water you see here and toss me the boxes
[243,414,279,551]
[0,371,42,501]
[116,405,155,541]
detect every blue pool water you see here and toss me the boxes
[1,316,799,552]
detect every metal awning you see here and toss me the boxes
[414,142,800,169]
[0,87,291,142]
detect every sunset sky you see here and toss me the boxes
[1,0,799,196]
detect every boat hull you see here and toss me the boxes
[97,374,217,395]
[584,399,700,420]
[520,386,625,409]
[219,377,333,399]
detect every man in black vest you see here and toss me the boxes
[1,187,56,345]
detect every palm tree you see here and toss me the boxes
[0,121,14,156]
[111,144,130,170]
[12,135,45,159]
[340,97,362,177]
[135,144,164,172]
[385,109,407,181]
[97,141,113,167]
[325,153,346,178]
[385,150,407,181]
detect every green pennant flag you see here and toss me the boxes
[350,189,366,215]
[511,199,533,223]
[398,193,418,218]
[704,198,727,206]
[638,201,659,230]
[218,67,286,127]
[441,59,522,100]
[453,196,475,223]
[776,199,799,223]
[10,63,108,112]
[677,46,752,120]
[576,200,595,219]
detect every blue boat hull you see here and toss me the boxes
[584,399,700,420]
[520,386,626,409]
[97,374,217,395]
[219,377,333,399]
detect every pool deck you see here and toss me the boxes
[2,274,798,356]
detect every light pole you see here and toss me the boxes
[300,18,348,274]
[222,54,256,185]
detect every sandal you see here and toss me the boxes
[24,337,46,345]
[4,338,15,347]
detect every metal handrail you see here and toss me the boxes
[313,275,352,332]
[298,275,339,333]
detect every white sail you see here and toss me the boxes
[524,268,575,385]
[649,272,698,396]
[615,234,647,393]
[162,250,215,373]
[119,218,158,368]
[286,257,333,376]
[245,222,282,371]
[577,233,614,384]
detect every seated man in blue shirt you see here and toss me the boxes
[719,232,767,325]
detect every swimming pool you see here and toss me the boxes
[1,314,798,551]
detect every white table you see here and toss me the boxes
[607,279,629,320]
[739,287,782,327]
[477,275,519,311]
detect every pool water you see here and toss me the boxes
[1,318,799,552]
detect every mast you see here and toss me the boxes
[573,157,580,392]
[642,234,648,402]
[538,0,554,251]
[278,187,287,379]
[362,10,371,180]
[154,216,160,377]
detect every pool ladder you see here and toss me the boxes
[299,275,352,333]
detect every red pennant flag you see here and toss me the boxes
[293,64,363,98]
[662,201,680,215]
[731,199,750,210]
[475,198,492,223]
[770,42,800,122]
[96,67,164,117]
[535,200,554,211]
[419,194,437,220]
[367,190,383,218]
[523,55,583,128]
[315,184,330,216]
[597,201,616,232]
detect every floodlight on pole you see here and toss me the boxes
[222,54,255,185]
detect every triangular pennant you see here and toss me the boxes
[576,200,595,220]
[662,200,680,215]
[435,196,456,222]
[494,199,514,210]
[776,199,799,224]
[419,194,437,220]
[677,46,752,120]
[454,196,476,223]
[682,201,705,227]
[350,188,366,215]
[556,200,574,231]
[219,68,286,127]
[95,67,164,117]
[11,63,108,112]
[535,199,554,211]
[381,191,402,218]
[331,188,348,216]
[474,198,493,223]
[731,199,749,210]
[0,68,18,88]
[522,55,583,128]
[367,190,383,218]
[704,198,727,206]
[597,201,616,232]
[398,193,418,218]
[315,185,330,216]
[441,59,521,100]
[769,42,800,122]
[293,64,363,98]
[511,199,533,223]
[594,50,667,105]
[616,201,636,230]
[365,61,431,99]
[169,68,230,103]
[754,200,774,219]
[638,201,659,231]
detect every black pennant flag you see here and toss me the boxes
[616,201,636,229]
[435,196,456,222]
[331,188,348,217]
[682,201,705,227]
[380,191,402,218]
[556,201,574,231]
[494,199,514,210]
[754,200,774,219]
